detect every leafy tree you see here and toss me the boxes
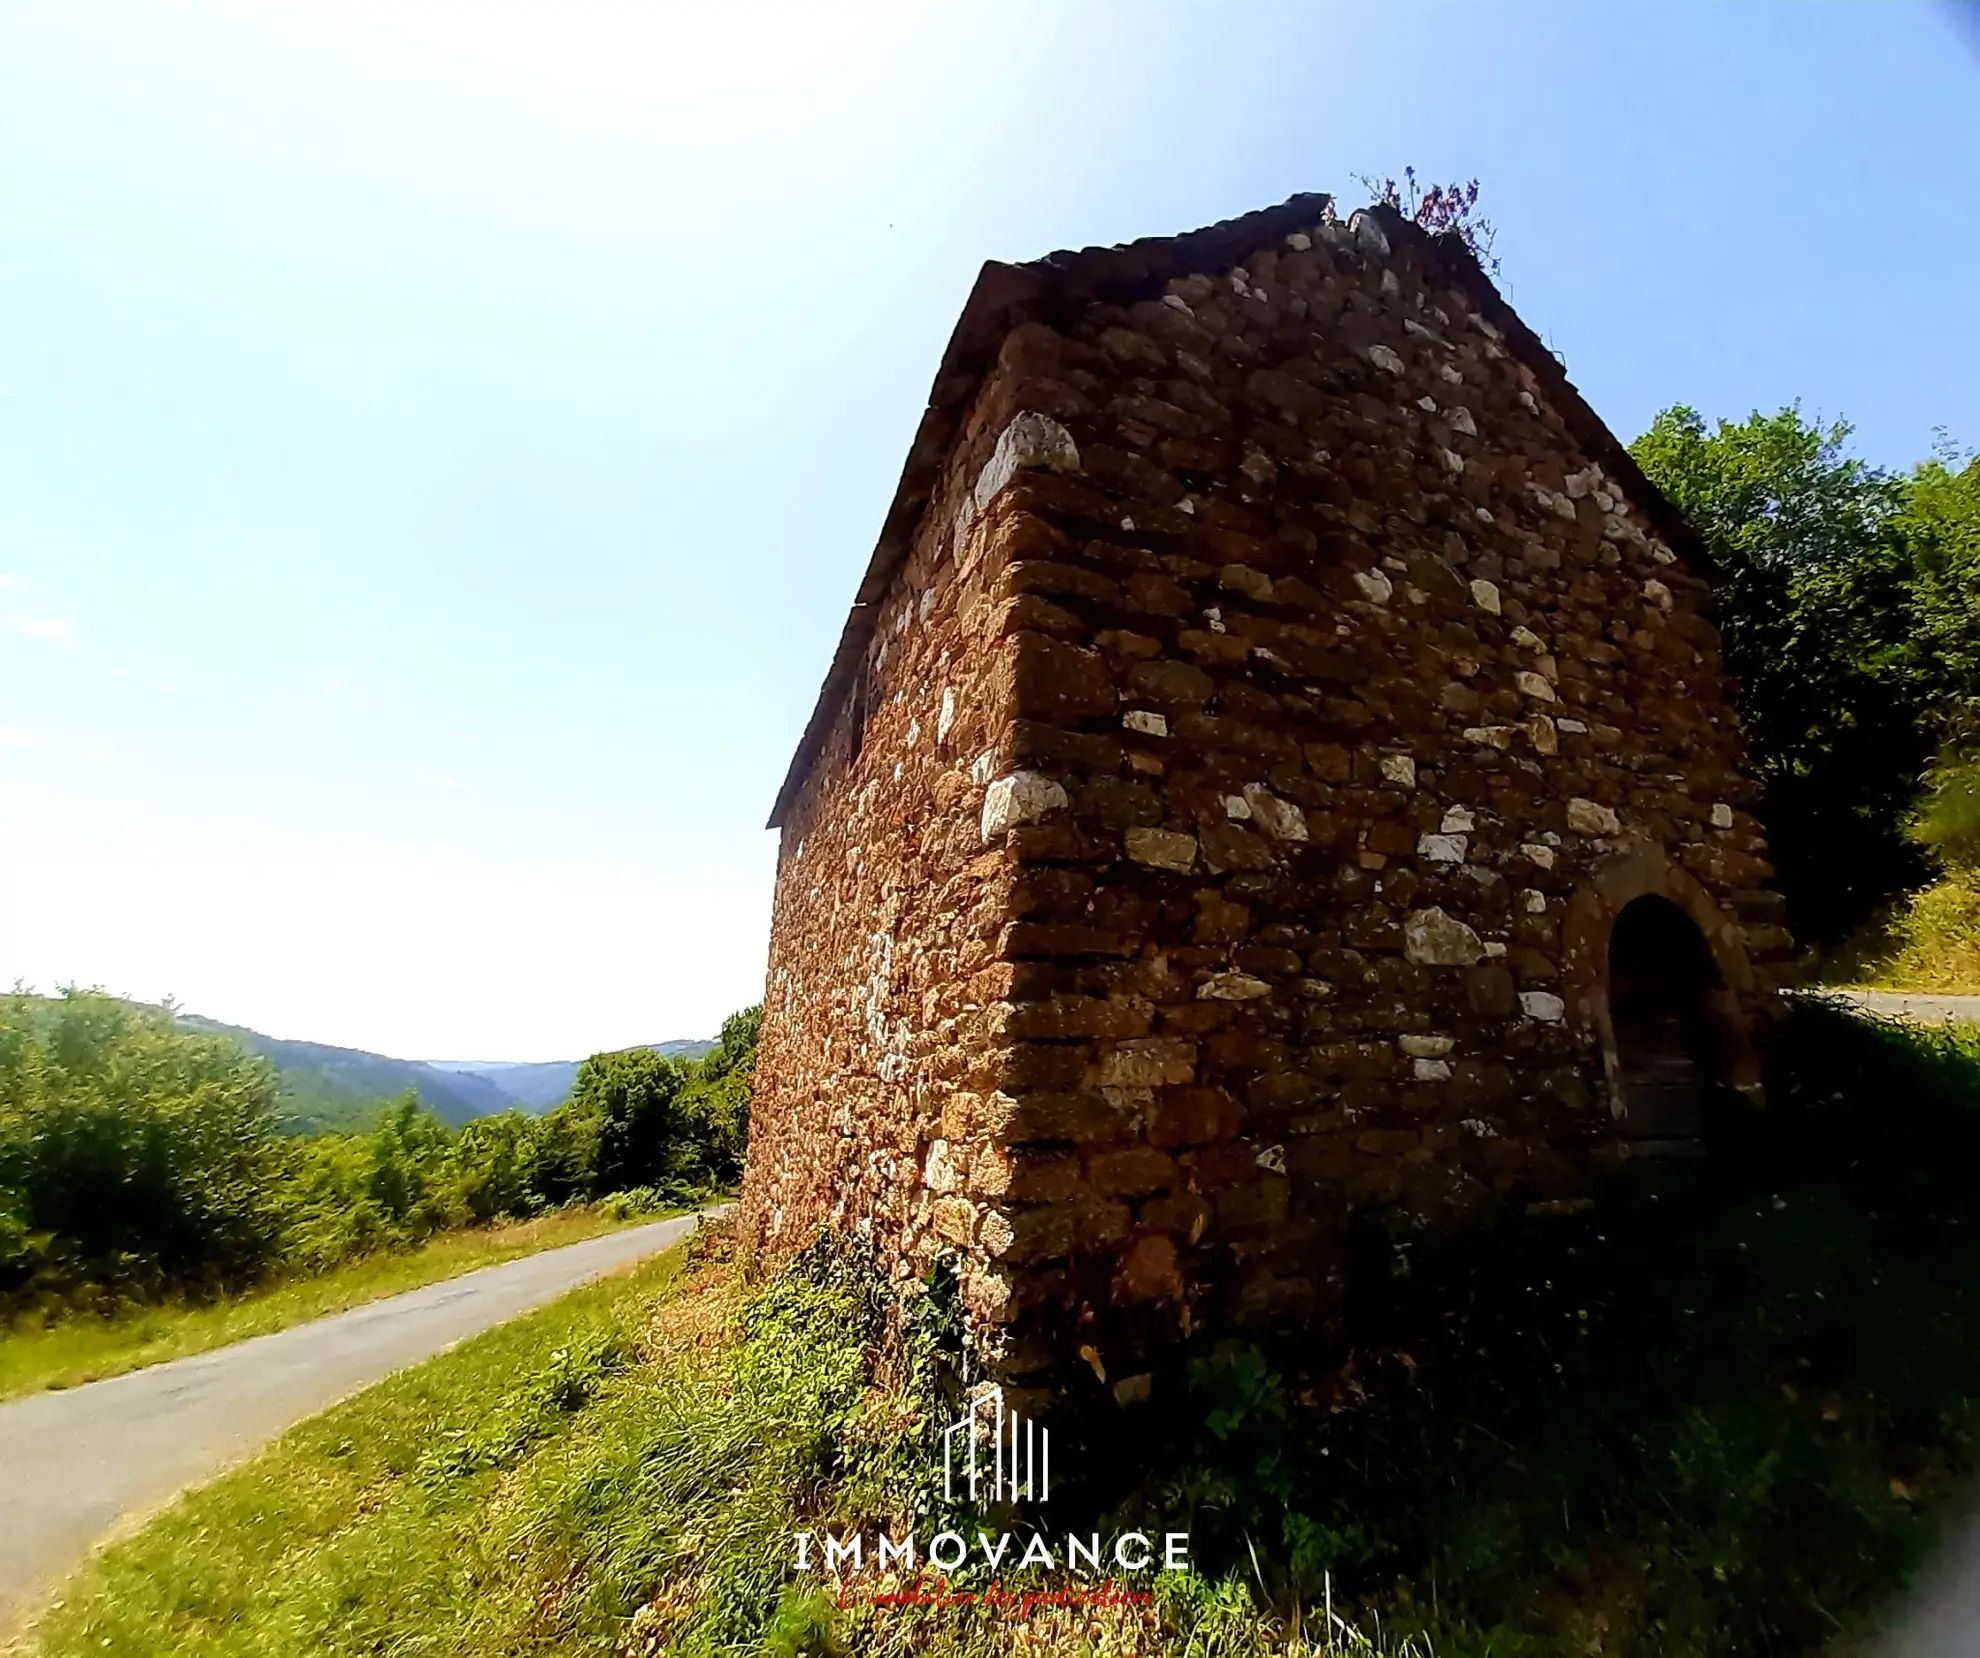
[2,995,762,1317]
[1896,443,1980,747]
[567,1047,691,1194]
[448,1110,543,1223]
[674,1004,759,1186]
[543,1008,759,1199]
[0,991,285,1303]
[522,1102,603,1209]
[1912,754,1980,873]
[275,1090,470,1269]
[1631,407,1934,940]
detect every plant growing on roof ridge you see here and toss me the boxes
[1353,167,1499,273]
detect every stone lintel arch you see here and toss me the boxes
[1559,840,1763,1117]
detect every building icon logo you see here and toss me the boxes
[792,1387,1191,1578]
[942,1389,1050,1504]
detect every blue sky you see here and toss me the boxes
[1,0,1975,1060]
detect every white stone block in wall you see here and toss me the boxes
[980,771,1068,841]
[1566,797,1620,837]
[1242,785,1308,842]
[1199,971,1272,1001]
[1404,907,1487,967]
[972,412,1081,513]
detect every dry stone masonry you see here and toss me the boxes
[742,194,1792,1400]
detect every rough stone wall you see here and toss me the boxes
[748,205,1793,1398]
[741,339,1095,1323]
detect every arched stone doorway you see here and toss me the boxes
[1606,895,1730,1151]
[1559,843,1765,1158]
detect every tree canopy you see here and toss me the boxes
[1631,407,1980,942]
[1,990,759,1315]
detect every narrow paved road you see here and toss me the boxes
[1830,990,1980,1026]
[0,1209,710,1634]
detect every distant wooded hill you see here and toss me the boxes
[173,1014,714,1132]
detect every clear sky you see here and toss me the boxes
[1,0,1975,1061]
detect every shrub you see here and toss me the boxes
[1,993,761,1319]
[0,990,285,1307]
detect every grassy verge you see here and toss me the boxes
[21,1231,739,1658]
[0,1202,675,1402]
[24,1003,1980,1657]
[1820,872,1980,993]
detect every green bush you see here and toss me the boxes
[272,1092,472,1272]
[0,992,760,1320]
[0,991,286,1307]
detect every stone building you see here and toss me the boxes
[741,193,1792,1396]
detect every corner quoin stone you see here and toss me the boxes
[981,771,1069,840]
[742,192,1790,1399]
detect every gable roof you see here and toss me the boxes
[767,193,1713,828]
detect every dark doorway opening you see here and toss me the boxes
[1607,895,1727,1153]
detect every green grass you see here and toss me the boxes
[1848,872,1980,993]
[19,1233,742,1658]
[23,1003,1980,1657]
[0,1203,670,1402]
[19,1225,1325,1658]
[1819,868,1980,994]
